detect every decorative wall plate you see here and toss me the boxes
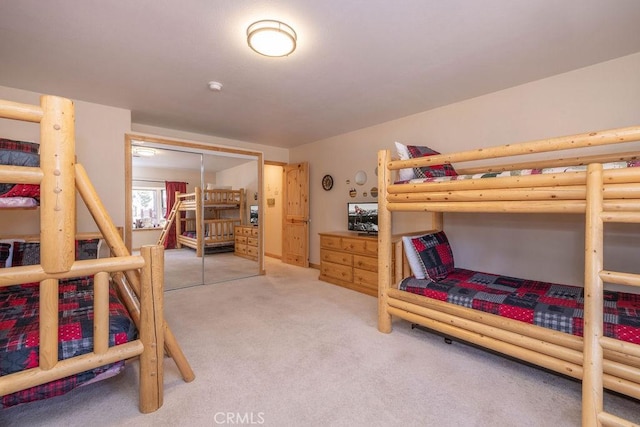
[322,174,334,191]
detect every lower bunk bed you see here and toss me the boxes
[0,272,135,408]
[377,126,640,425]
[174,187,244,257]
[177,218,241,254]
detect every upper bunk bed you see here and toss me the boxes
[174,187,245,257]
[0,95,194,412]
[377,126,640,425]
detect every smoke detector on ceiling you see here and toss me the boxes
[208,81,223,91]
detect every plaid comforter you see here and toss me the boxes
[0,276,137,408]
[402,160,640,184]
[400,268,640,344]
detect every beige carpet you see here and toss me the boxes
[2,258,639,426]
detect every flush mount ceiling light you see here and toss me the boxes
[247,20,297,57]
[132,147,156,157]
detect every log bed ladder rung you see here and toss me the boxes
[584,163,640,427]
[157,200,181,246]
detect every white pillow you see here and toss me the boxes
[402,235,426,279]
[394,141,415,181]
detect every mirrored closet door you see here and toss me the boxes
[125,135,264,291]
[201,152,260,285]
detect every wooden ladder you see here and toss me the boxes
[583,163,640,427]
[157,200,180,246]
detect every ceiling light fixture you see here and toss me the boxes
[133,147,156,157]
[247,20,297,57]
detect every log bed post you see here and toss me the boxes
[175,191,183,250]
[138,245,165,413]
[432,212,443,232]
[39,95,75,273]
[195,187,203,257]
[378,149,393,333]
[583,163,605,426]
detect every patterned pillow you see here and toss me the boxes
[406,145,457,179]
[0,138,40,196]
[0,243,11,268]
[76,239,100,260]
[402,231,454,281]
[0,138,40,154]
[12,241,40,266]
[0,239,23,268]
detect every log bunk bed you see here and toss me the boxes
[0,95,194,412]
[175,187,245,257]
[377,127,640,426]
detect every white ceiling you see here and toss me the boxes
[2,1,640,149]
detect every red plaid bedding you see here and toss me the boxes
[399,268,640,344]
[0,276,137,408]
[399,160,640,184]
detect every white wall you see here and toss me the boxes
[0,85,130,235]
[264,164,284,257]
[290,52,640,286]
[216,161,259,223]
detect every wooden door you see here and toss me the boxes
[282,162,309,267]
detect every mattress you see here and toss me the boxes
[402,160,640,184]
[0,276,137,408]
[399,268,640,344]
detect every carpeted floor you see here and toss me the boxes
[162,248,261,291]
[1,258,639,426]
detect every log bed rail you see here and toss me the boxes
[378,126,640,426]
[0,95,194,413]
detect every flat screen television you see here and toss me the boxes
[250,205,258,225]
[347,202,378,235]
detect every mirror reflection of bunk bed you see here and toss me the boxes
[175,187,245,257]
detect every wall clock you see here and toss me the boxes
[322,174,334,191]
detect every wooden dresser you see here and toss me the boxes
[318,231,379,297]
[234,225,258,261]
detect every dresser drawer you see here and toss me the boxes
[321,261,353,282]
[341,238,378,256]
[242,227,252,236]
[321,249,352,266]
[353,254,377,272]
[247,237,258,247]
[320,235,342,250]
[235,244,247,255]
[235,236,247,245]
[246,245,258,258]
[353,268,378,288]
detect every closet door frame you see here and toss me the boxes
[124,133,265,276]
